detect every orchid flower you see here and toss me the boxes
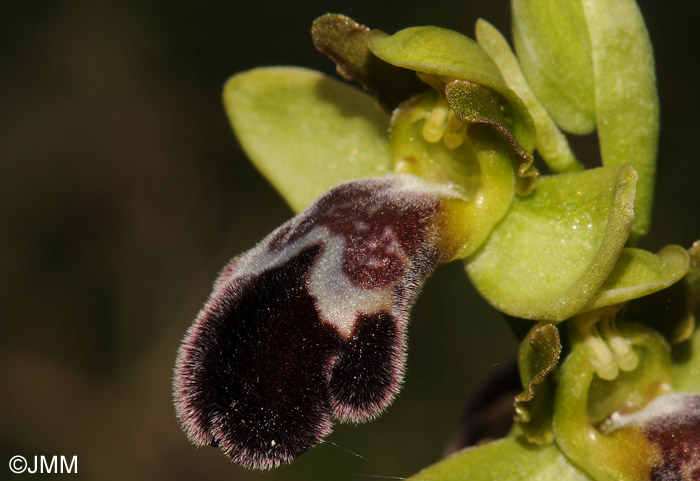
[173,0,700,478]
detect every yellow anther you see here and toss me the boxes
[442,111,467,149]
[422,124,444,143]
[422,98,450,143]
[609,337,639,372]
[600,317,639,372]
[443,132,465,149]
[585,328,619,381]
[576,310,619,381]
[574,308,641,381]
[446,110,463,133]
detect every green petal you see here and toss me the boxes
[511,0,595,135]
[310,14,425,110]
[514,322,562,445]
[368,26,536,152]
[408,437,593,481]
[224,67,391,213]
[582,245,690,312]
[582,0,659,239]
[444,79,534,172]
[465,165,637,321]
[475,18,582,174]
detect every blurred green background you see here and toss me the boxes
[1,1,699,480]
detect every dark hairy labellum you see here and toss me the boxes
[173,176,456,469]
[645,394,700,481]
[606,393,700,481]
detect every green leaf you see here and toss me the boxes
[465,165,637,321]
[407,437,593,481]
[511,0,595,134]
[514,322,562,445]
[310,14,424,110]
[581,0,659,239]
[368,26,536,153]
[475,18,582,174]
[224,67,392,213]
[582,245,690,312]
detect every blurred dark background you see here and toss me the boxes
[1,1,698,480]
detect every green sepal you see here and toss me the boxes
[475,18,582,174]
[368,26,536,153]
[582,245,690,312]
[624,242,699,344]
[407,436,593,481]
[514,322,562,445]
[511,0,595,134]
[224,67,392,213]
[582,0,659,239]
[465,165,637,321]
